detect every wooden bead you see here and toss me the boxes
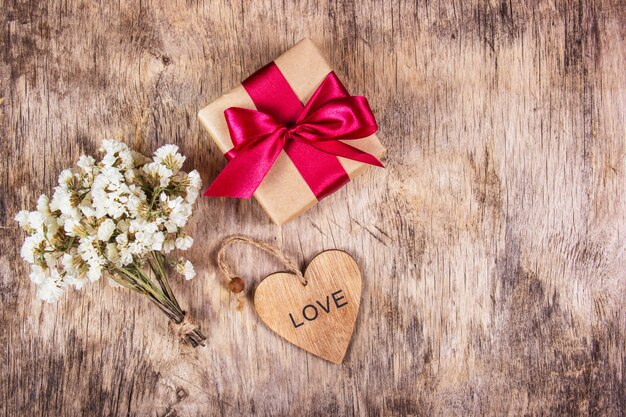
[228,277,245,294]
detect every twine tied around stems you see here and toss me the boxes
[169,312,205,347]
[216,235,307,293]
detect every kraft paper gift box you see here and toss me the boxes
[198,38,386,225]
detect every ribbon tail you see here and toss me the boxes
[204,131,286,198]
[295,138,384,168]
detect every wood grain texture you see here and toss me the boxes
[255,250,362,364]
[1,0,624,416]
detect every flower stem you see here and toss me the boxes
[111,261,206,347]
[149,252,180,311]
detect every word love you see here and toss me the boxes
[289,290,348,329]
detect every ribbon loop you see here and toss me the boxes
[204,65,382,199]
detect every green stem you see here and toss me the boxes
[147,187,162,212]
[112,261,206,347]
[130,265,179,316]
[62,236,76,251]
[150,251,180,310]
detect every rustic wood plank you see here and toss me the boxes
[1,0,624,415]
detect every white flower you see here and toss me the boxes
[187,170,201,189]
[126,185,146,217]
[77,236,104,279]
[20,233,45,264]
[163,221,178,234]
[29,265,47,284]
[50,187,79,218]
[101,153,117,167]
[64,275,87,289]
[175,235,193,250]
[154,144,186,173]
[115,232,127,245]
[63,217,84,237]
[87,263,103,282]
[43,252,60,269]
[124,168,137,184]
[176,259,195,280]
[128,220,164,253]
[28,211,45,229]
[15,210,46,231]
[97,219,116,241]
[58,169,74,189]
[168,197,192,227]
[61,252,78,277]
[15,210,30,229]
[92,166,130,219]
[36,270,65,303]
[36,195,51,215]
[78,193,96,217]
[185,170,202,203]
[105,243,120,264]
[127,241,143,256]
[116,233,133,266]
[37,281,64,302]
[142,162,173,188]
[163,237,176,254]
[147,231,165,251]
[118,149,135,169]
[116,219,130,233]
[44,217,59,237]
[185,189,199,205]
[100,140,134,169]
[77,155,95,171]
[77,155,98,187]
[61,253,87,289]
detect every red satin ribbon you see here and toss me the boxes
[204,62,382,199]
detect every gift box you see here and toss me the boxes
[198,38,386,225]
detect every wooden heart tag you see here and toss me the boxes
[254,250,362,364]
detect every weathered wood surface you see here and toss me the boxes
[1,0,624,415]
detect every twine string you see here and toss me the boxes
[217,235,306,286]
[169,312,203,345]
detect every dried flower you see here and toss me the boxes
[16,140,205,347]
[175,258,196,280]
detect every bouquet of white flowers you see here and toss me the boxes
[15,140,206,347]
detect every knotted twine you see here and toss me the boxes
[216,235,307,291]
[169,312,205,347]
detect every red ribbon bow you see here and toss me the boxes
[204,62,383,199]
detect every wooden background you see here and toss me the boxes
[1,0,624,415]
